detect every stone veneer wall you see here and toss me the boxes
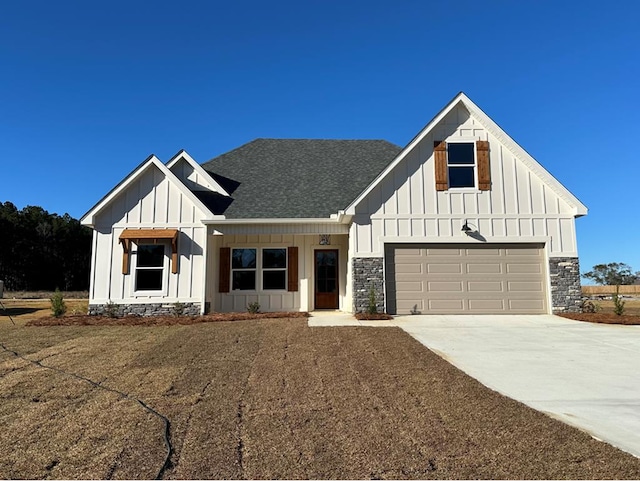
[352,257,385,313]
[549,257,582,313]
[88,302,201,317]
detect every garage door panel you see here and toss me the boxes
[426,248,462,256]
[507,263,542,274]
[396,281,424,292]
[427,281,463,292]
[428,299,465,310]
[466,248,501,256]
[396,263,423,274]
[467,281,503,292]
[507,281,544,292]
[468,299,506,310]
[466,263,502,274]
[427,263,462,274]
[386,243,547,315]
[508,299,546,310]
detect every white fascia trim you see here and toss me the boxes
[345,92,588,218]
[81,155,216,227]
[203,217,341,225]
[166,150,230,197]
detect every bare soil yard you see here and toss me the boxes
[2,317,640,479]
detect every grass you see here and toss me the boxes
[2,317,640,479]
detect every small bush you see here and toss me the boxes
[367,286,378,315]
[613,293,625,316]
[104,301,119,318]
[50,289,67,318]
[173,301,185,316]
[247,301,260,314]
[581,299,601,313]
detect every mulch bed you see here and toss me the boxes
[26,311,309,327]
[557,312,640,325]
[354,312,393,320]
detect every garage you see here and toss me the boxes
[385,244,547,315]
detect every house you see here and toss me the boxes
[80,92,587,316]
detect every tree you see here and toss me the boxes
[0,202,92,291]
[582,263,638,286]
[582,263,638,316]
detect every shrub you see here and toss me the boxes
[50,289,67,318]
[103,301,119,318]
[367,286,378,315]
[613,293,625,316]
[172,301,185,316]
[247,301,260,314]
[581,299,601,313]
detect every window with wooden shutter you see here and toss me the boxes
[219,247,230,293]
[434,141,448,191]
[476,140,491,190]
[287,246,298,292]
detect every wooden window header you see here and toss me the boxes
[119,229,179,241]
[119,229,179,275]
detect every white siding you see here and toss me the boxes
[90,164,208,306]
[212,233,349,313]
[169,157,220,192]
[353,104,578,258]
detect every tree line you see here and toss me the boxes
[0,202,91,291]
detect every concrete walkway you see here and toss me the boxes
[307,311,395,327]
[307,312,640,457]
[392,314,640,458]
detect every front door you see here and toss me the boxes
[314,250,339,309]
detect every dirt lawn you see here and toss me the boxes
[2,317,640,479]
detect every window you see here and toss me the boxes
[229,248,288,291]
[232,248,256,290]
[447,142,476,188]
[262,248,286,290]
[434,140,490,191]
[135,244,165,291]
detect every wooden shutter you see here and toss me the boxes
[434,140,448,191]
[219,247,230,293]
[287,246,299,292]
[476,140,491,190]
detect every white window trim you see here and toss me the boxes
[230,247,288,292]
[446,139,478,190]
[131,242,169,297]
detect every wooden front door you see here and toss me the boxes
[314,250,339,309]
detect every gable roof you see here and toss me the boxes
[345,92,588,217]
[80,155,217,227]
[166,149,230,196]
[201,139,402,219]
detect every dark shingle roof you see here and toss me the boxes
[201,139,402,219]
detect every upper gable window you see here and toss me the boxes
[434,140,491,191]
[447,143,476,188]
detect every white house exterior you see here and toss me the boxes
[81,93,587,316]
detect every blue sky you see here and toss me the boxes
[1,0,639,277]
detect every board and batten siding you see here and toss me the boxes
[206,232,350,312]
[169,157,221,192]
[352,104,578,258]
[89,165,208,305]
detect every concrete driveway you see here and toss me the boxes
[392,314,640,458]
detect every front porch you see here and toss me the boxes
[204,223,352,313]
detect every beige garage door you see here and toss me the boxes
[385,244,547,315]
